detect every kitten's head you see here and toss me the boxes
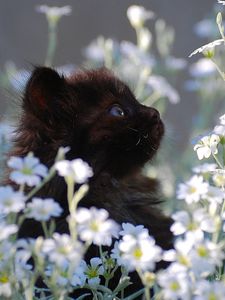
[18,67,164,178]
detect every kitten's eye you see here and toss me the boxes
[108,105,125,117]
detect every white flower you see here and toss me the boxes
[0,281,11,298]
[0,186,25,214]
[36,5,71,24]
[42,233,83,268]
[127,5,154,28]
[139,28,152,51]
[193,134,220,160]
[194,19,218,39]
[163,236,193,269]
[70,264,86,287]
[75,207,119,246]
[214,114,225,136]
[218,0,225,5]
[147,75,180,104]
[171,209,216,236]
[205,185,224,204]
[55,159,93,183]
[218,114,225,125]
[192,163,217,174]
[189,58,216,78]
[165,57,187,71]
[8,153,48,187]
[26,198,62,221]
[0,121,14,142]
[214,124,225,136]
[157,264,191,300]
[81,257,104,287]
[119,223,149,240]
[177,175,208,204]
[189,39,224,57]
[118,232,162,271]
[0,222,18,241]
[194,280,225,300]
[189,238,224,278]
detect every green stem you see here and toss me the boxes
[41,221,49,238]
[144,286,151,300]
[144,91,161,107]
[210,57,225,81]
[212,153,223,169]
[45,22,57,67]
[26,166,56,201]
[66,176,75,212]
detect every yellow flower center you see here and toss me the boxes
[170,281,180,291]
[0,275,9,284]
[86,268,98,278]
[189,186,197,194]
[22,167,33,175]
[90,221,100,232]
[178,255,190,266]
[187,222,198,231]
[197,245,208,257]
[208,292,216,300]
[133,248,143,260]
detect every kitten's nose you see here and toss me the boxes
[139,105,160,123]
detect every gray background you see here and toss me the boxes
[0,0,216,150]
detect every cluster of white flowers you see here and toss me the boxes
[112,223,162,272]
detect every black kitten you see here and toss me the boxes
[8,67,173,297]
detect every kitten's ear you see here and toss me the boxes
[23,66,66,118]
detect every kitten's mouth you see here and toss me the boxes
[126,118,164,155]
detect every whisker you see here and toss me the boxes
[135,137,141,146]
[127,126,139,133]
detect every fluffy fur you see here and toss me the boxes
[8,67,173,297]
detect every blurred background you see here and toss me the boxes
[0,0,224,202]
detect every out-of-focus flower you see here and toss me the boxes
[75,207,119,246]
[165,57,187,71]
[214,122,225,137]
[0,186,25,214]
[55,159,93,183]
[157,264,191,300]
[189,58,216,78]
[189,238,224,277]
[26,198,62,221]
[163,236,193,269]
[194,280,225,300]
[0,122,14,142]
[56,64,76,77]
[8,153,48,187]
[0,222,18,241]
[189,39,224,57]
[127,5,154,29]
[171,209,216,236]
[81,257,104,287]
[218,0,225,5]
[194,19,218,39]
[147,75,180,104]
[177,175,208,204]
[0,280,12,298]
[213,171,225,188]
[42,233,83,268]
[205,185,224,204]
[119,223,149,240]
[213,115,225,137]
[192,163,217,174]
[84,38,105,63]
[36,5,72,24]
[193,134,220,160]
[138,28,152,51]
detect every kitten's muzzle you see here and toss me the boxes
[139,105,161,125]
